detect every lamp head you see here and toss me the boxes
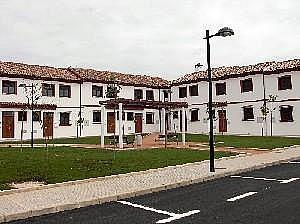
[216,27,234,37]
[18,84,26,88]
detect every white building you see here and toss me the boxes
[0,58,299,141]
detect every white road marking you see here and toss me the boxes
[227,192,258,202]
[117,200,200,223]
[286,161,300,164]
[230,176,299,184]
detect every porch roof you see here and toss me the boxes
[102,98,188,110]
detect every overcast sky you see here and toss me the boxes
[0,0,299,80]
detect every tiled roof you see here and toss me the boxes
[0,61,169,88]
[172,59,300,85]
[0,61,79,82]
[69,68,170,88]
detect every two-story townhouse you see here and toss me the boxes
[171,59,300,136]
[0,61,81,140]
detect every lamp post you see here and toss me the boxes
[163,89,172,149]
[19,83,34,148]
[204,27,234,172]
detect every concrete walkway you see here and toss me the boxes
[0,147,299,223]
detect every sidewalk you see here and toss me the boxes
[0,147,299,223]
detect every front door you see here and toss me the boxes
[43,112,54,137]
[2,111,14,138]
[107,112,115,133]
[135,113,143,133]
[218,110,227,133]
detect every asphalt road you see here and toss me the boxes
[9,160,300,224]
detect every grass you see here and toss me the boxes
[0,135,135,145]
[181,134,300,149]
[0,147,232,190]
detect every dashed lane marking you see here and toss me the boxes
[285,161,300,164]
[117,200,200,223]
[227,192,258,202]
[230,176,299,184]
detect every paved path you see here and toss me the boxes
[0,147,299,223]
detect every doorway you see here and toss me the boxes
[43,112,54,137]
[107,112,115,133]
[218,110,227,133]
[135,113,143,133]
[2,111,15,138]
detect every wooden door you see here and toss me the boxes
[43,112,54,137]
[135,113,143,133]
[2,112,14,138]
[107,112,115,133]
[218,110,227,133]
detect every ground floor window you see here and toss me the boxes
[243,106,254,121]
[60,112,71,126]
[146,112,154,124]
[18,111,27,121]
[173,111,179,119]
[191,109,199,122]
[33,111,41,122]
[93,111,101,123]
[127,112,134,121]
[280,106,293,122]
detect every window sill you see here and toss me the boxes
[242,119,255,121]
[92,122,101,124]
[280,120,294,122]
[191,120,199,122]
[59,124,72,126]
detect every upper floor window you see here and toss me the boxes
[278,75,292,90]
[146,90,154,101]
[18,111,27,122]
[216,83,226,95]
[146,112,154,124]
[42,83,55,97]
[189,85,199,96]
[179,87,187,98]
[2,80,17,95]
[134,89,143,100]
[60,112,71,126]
[243,106,254,121]
[163,90,169,99]
[93,111,101,123]
[191,109,199,122]
[280,105,293,122]
[59,84,71,98]
[92,85,103,98]
[240,78,253,93]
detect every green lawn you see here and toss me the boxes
[0,147,232,190]
[182,134,300,149]
[0,135,135,145]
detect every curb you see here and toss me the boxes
[1,152,300,222]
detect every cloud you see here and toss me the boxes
[0,0,299,80]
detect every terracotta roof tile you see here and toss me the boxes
[172,59,300,85]
[0,61,79,82]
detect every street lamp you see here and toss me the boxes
[204,27,234,172]
[163,89,172,149]
[19,83,34,148]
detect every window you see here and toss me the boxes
[32,111,41,122]
[280,106,293,122]
[18,111,27,121]
[278,75,292,90]
[189,85,198,96]
[146,90,154,100]
[127,112,134,121]
[134,89,143,100]
[60,112,71,126]
[216,83,226,95]
[2,80,17,94]
[92,85,103,97]
[191,109,199,122]
[163,90,169,99]
[173,111,179,119]
[93,111,101,123]
[59,85,71,98]
[240,78,253,93]
[42,83,55,97]
[146,112,154,124]
[243,106,254,121]
[179,87,187,98]
[116,111,125,120]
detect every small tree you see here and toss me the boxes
[105,75,121,156]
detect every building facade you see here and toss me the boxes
[0,59,299,141]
